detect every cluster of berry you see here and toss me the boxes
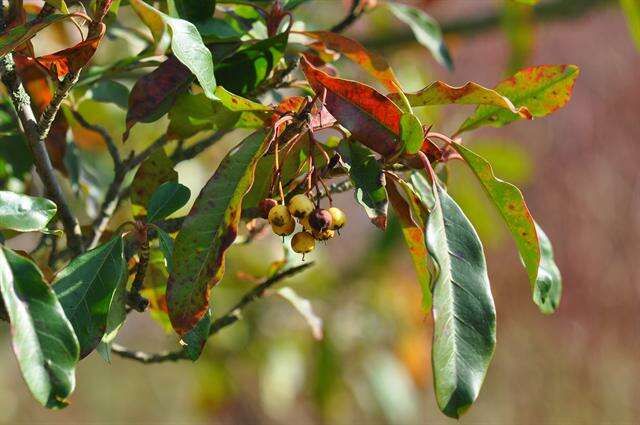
[259,195,346,258]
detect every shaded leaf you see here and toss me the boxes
[0,191,57,232]
[457,65,580,134]
[425,173,496,418]
[301,56,402,158]
[167,130,270,335]
[386,177,431,309]
[278,287,323,340]
[386,3,453,71]
[0,246,79,409]
[532,223,562,314]
[0,13,88,57]
[53,237,127,358]
[156,226,175,273]
[35,23,105,79]
[82,79,129,110]
[169,0,215,23]
[300,31,400,91]
[182,310,211,360]
[146,181,191,223]
[400,113,423,154]
[131,148,178,215]
[340,141,388,229]
[130,0,216,99]
[215,32,288,94]
[389,81,531,119]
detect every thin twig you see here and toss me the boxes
[71,109,121,166]
[330,0,364,33]
[110,262,313,363]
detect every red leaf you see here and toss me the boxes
[123,56,192,141]
[35,23,105,80]
[300,55,402,157]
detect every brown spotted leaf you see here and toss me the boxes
[167,130,270,335]
[131,148,178,216]
[456,65,580,135]
[388,81,531,119]
[35,23,105,79]
[300,55,402,158]
[300,31,400,91]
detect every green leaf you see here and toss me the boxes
[340,141,388,230]
[53,237,127,358]
[532,223,562,313]
[620,0,640,51]
[129,0,217,100]
[167,130,270,335]
[131,148,178,216]
[451,143,549,311]
[0,191,57,232]
[196,18,243,42]
[215,32,288,94]
[182,310,211,360]
[511,0,539,4]
[0,247,79,409]
[400,113,423,155]
[386,2,453,71]
[389,81,530,119]
[146,181,191,223]
[82,79,129,110]
[426,176,496,418]
[457,65,580,135]
[156,226,175,273]
[168,0,215,23]
[386,178,431,309]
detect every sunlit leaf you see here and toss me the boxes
[167,130,271,335]
[0,191,57,232]
[457,65,580,134]
[53,237,127,358]
[0,247,79,409]
[300,31,401,91]
[146,181,191,223]
[340,141,388,229]
[425,173,496,418]
[400,113,423,154]
[129,0,217,99]
[301,56,402,158]
[389,81,531,119]
[386,2,453,71]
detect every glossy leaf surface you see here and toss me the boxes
[0,191,57,232]
[146,181,191,223]
[0,247,79,409]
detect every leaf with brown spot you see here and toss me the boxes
[167,130,271,335]
[388,81,531,119]
[300,31,400,92]
[456,65,580,135]
[300,55,402,158]
[35,23,105,79]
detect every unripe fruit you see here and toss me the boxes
[288,194,315,218]
[309,208,332,231]
[313,228,335,241]
[272,219,295,236]
[300,215,313,232]
[328,207,346,230]
[291,231,315,254]
[268,204,293,227]
[259,198,278,219]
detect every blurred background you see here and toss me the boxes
[2,0,640,423]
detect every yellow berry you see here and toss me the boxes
[288,194,315,218]
[328,207,346,230]
[268,204,293,227]
[272,219,295,236]
[291,231,315,254]
[313,228,335,241]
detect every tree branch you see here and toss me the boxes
[0,56,85,255]
[110,262,313,364]
[331,0,364,33]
